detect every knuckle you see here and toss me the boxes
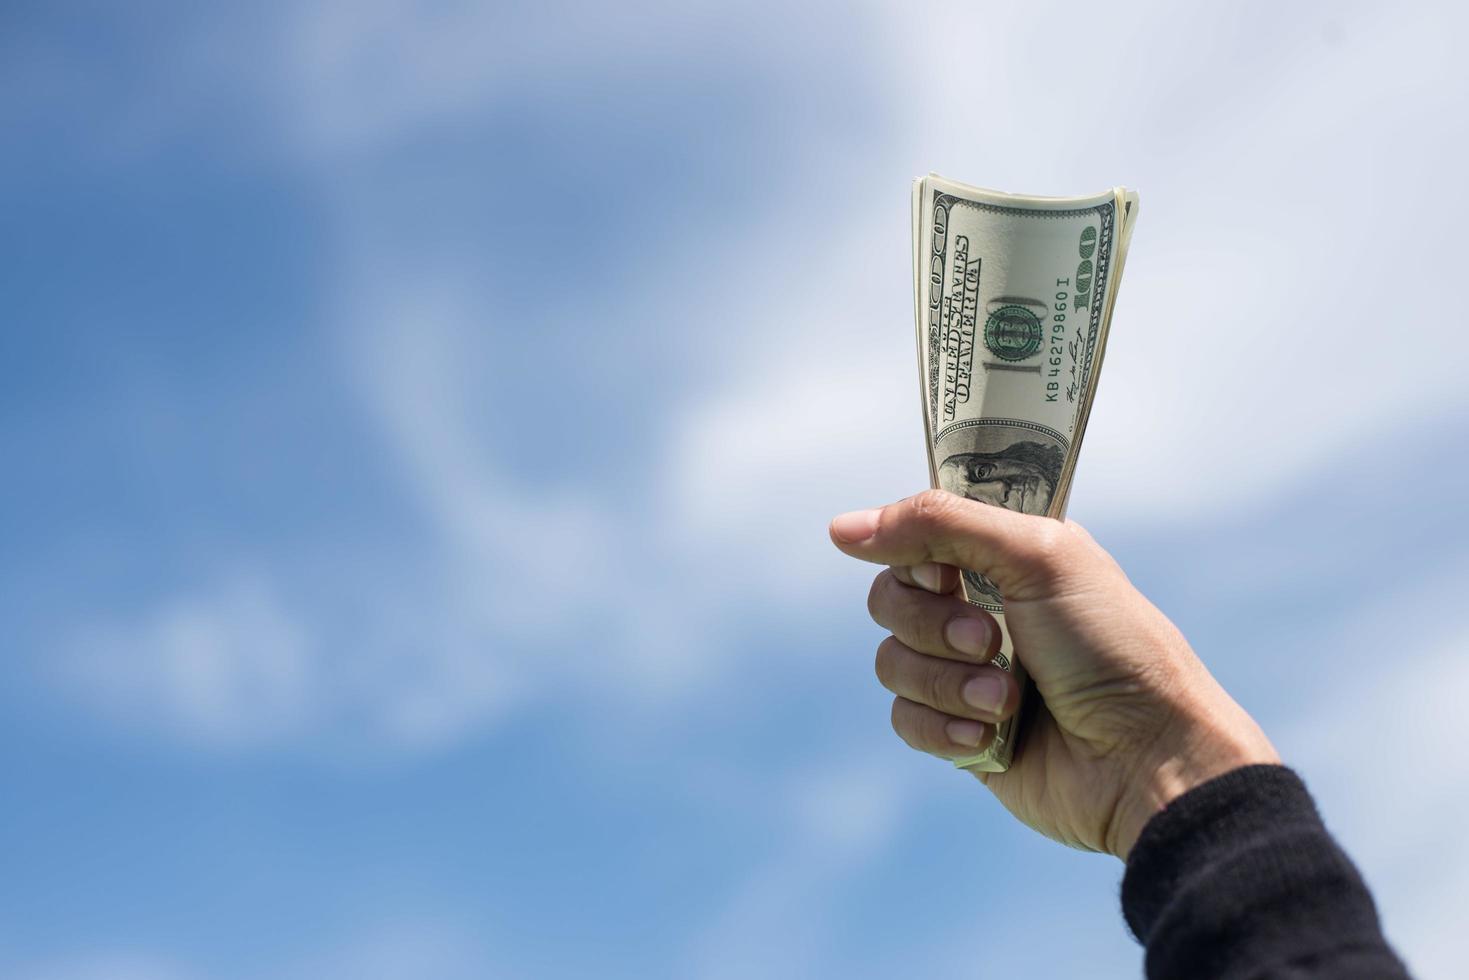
[866,570,893,624]
[930,710,956,747]
[907,489,959,529]
[901,603,932,650]
[890,698,937,755]
[889,698,913,743]
[1025,518,1074,573]
[919,709,951,755]
[881,580,934,646]
[873,637,900,687]
[920,660,952,712]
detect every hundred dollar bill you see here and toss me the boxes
[911,174,1139,772]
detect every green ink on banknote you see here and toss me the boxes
[983,304,1044,361]
[1074,225,1097,310]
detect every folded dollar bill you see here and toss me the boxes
[911,175,1139,772]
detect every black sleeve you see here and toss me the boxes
[1120,764,1410,979]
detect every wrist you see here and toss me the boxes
[1110,698,1279,860]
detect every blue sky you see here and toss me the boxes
[2,1,1467,977]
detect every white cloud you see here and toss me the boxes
[58,560,524,752]
[272,0,868,165]
[668,0,1469,531]
[335,271,734,703]
[653,186,948,606]
[63,574,316,747]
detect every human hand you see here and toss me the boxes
[829,490,1279,859]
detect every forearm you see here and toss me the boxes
[1122,765,1409,979]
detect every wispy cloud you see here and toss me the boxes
[62,573,316,747]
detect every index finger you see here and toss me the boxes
[829,489,1077,603]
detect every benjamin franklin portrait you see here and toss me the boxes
[938,439,1064,517]
[933,422,1067,608]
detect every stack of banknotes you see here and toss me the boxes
[910,175,1139,771]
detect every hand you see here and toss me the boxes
[829,490,1279,859]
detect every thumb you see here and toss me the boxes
[829,490,1086,603]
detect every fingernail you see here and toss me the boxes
[831,508,881,543]
[944,617,992,657]
[962,674,1008,715]
[946,719,985,748]
[911,562,942,592]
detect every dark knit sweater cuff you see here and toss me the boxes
[1121,764,1395,979]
